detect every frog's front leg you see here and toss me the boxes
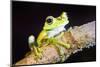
[28,35,42,59]
[35,30,47,58]
[47,32,70,62]
[56,32,71,62]
[55,32,71,49]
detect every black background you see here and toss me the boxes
[12,1,96,64]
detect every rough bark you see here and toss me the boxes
[15,21,96,66]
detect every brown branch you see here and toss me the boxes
[15,21,96,65]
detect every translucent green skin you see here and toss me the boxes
[29,12,70,62]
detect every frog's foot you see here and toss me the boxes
[55,44,66,62]
[34,52,43,60]
[60,55,66,62]
[37,48,43,53]
[36,48,43,59]
[33,47,43,60]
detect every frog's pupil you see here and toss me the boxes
[47,18,53,24]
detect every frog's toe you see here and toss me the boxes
[60,55,66,62]
[37,53,43,59]
[59,49,66,62]
[62,43,71,49]
[65,43,71,49]
[37,48,43,53]
[34,52,43,60]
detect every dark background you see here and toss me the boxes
[12,1,96,65]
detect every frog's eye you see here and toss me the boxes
[46,16,54,25]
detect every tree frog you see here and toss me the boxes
[28,12,70,62]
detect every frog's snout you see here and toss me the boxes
[28,35,35,45]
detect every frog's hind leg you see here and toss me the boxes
[55,32,71,49]
[54,32,71,62]
[54,44,66,62]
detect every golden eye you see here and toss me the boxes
[46,16,54,25]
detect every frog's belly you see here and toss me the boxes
[47,26,66,38]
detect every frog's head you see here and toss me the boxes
[43,12,69,30]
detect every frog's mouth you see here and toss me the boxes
[43,23,67,31]
[44,23,67,31]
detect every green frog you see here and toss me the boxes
[28,12,70,62]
